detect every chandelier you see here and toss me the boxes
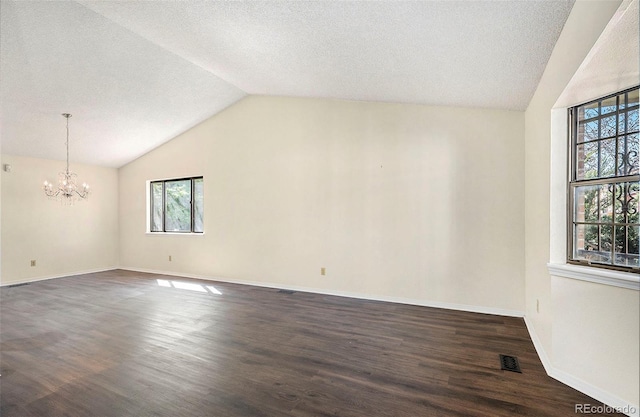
[43,113,90,202]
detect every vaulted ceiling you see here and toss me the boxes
[1,1,575,168]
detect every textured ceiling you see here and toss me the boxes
[1,0,575,168]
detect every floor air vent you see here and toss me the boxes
[278,289,296,294]
[499,354,521,373]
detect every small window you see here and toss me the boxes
[568,86,639,272]
[150,177,203,233]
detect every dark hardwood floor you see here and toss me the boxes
[0,270,622,416]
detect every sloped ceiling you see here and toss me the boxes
[556,0,639,108]
[1,0,575,168]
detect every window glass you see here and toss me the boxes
[151,182,163,232]
[569,86,639,271]
[194,178,204,233]
[164,180,192,232]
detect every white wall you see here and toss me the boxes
[525,0,639,412]
[0,154,119,284]
[119,96,525,314]
[0,154,2,282]
[551,277,639,407]
[524,0,620,366]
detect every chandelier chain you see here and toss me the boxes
[64,113,71,174]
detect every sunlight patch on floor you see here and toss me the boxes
[156,279,222,295]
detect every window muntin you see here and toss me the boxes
[569,86,639,272]
[150,177,203,233]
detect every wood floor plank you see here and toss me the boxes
[0,270,624,416]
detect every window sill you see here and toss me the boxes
[145,232,205,236]
[547,263,639,291]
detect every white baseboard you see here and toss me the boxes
[552,367,640,417]
[119,266,524,317]
[524,316,553,374]
[0,267,119,287]
[524,317,639,417]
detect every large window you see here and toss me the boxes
[150,177,203,233]
[568,86,639,272]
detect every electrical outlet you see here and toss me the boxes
[30,260,36,267]
[169,255,172,262]
[321,267,326,276]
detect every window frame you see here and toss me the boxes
[567,86,639,273]
[149,176,203,234]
